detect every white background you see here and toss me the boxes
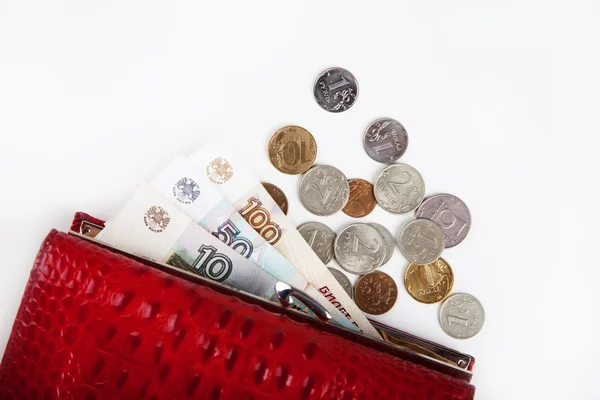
[1,1,598,399]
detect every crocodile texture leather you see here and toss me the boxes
[0,230,476,399]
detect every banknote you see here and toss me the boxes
[188,143,381,339]
[150,156,309,291]
[95,183,281,302]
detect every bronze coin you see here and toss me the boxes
[354,271,398,315]
[268,125,317,175]
[342,178,377,218]
[261,182,289,215]
[404,257,454,304]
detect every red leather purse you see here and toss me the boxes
[0,213,476,399]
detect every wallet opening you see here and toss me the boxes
[71,213,475,382]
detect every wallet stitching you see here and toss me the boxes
[0,229,59,386]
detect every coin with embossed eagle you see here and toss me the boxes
[354,271,398,315]
[342,178,377,218]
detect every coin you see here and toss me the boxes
[354,271,398,315]
[261,182,289,215]
[439,293,485,339]
[363,118,409,163]
[404,258,454,304]
[397,219,445,265]
[374,164,425,214]
[313,67,358,113]
[342,179,377,218]
[415,194,471,248]
[367,223,394,267]
[327,267,354,299]
[334,223,386,275]
[297,222,336,264]
[268,125,317,175]
[299,165,350,216]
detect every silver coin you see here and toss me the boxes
[439,293,485,339]
[363,118,409,163]
[334,223,386,275]
[313,67,358,113]
[367,222,394,267]
[396,219,444,265]
[415,194,471,248]
[297,222,336,264]
[299,165,350,216]
[327,267,354,299]
[374,164,425,214]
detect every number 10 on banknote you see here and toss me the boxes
[189,142,381,340]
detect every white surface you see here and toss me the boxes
[0,1,598,399]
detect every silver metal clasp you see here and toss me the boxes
[275,282,332,322]
[80,221,104,238]
[370,320,474,370]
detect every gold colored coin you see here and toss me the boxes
[261,182,289,215]
[354,271,398,315]
[342,178,377,218]
[404,257,454,304]
[268,125,317,175]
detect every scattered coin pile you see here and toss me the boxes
[264,67,485,339]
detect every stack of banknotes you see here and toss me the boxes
[96,142,382,340]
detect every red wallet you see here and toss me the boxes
[0,212,476,399]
